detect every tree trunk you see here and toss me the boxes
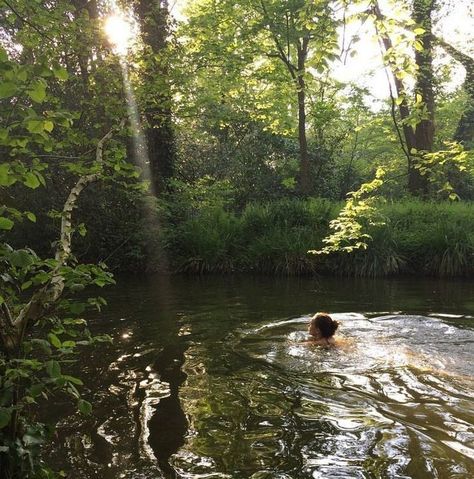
[135,0,175,194]
[409,0,435,195]
[297,39,311,196]
[373,0,435,196]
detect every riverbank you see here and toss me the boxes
[158,199,474,277]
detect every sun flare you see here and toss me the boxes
[104,14,134,55]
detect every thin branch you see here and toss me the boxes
[259,0,298,79]
[2,0,55,42]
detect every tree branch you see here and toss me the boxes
[259,0,298,79]
[2,0,55,42]
[11,120,126,344]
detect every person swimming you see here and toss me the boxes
[307,312,340,346]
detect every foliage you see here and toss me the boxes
[413,141,474,199]
[0,247,113,478]
[309,167,387,255]
[0,11,134,475]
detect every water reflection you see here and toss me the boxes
[148,343,188,478]
[45,276,474,478]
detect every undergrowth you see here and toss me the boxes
[162,198,474,277]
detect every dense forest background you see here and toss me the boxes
[1,0,474,280]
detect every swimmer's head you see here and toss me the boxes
[308,313,339,339]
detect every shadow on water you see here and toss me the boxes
[148,343,188,478]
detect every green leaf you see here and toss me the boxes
[77,223,87,237]
[78,399,92,415]
[70,283,85,292]
[28,81,46,103]
[24,172,41,189]
[0,217,14,230]
[45,360,61,378]
[48,333,62,349]
[64,375,82,385]
[43,120,54,132]
[0,408,12,429]
[70,302,86,314]
[0,82,16,99]
[0,163,12,186]
[53,67,69,81]
[26,212,37,222]
[26,120,45,134]
[29,383,45,397]
[9,249,35,267]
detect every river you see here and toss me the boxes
[45,275,474,478]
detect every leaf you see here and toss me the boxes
[24,172,41,189]
[0,82,16,99]
[26,212,37,222]
[0,163,12,186]
[45,360,61,378]
[64,375,82,385]
[70,302,86,314]
[28,81,46,103]
[0,217,14,230]
[413,27,425,35]
[70,283,85,292]
[78,399,92,415]
[43,120,54,132]
[26,120,45,134]
[29,383,45,397]
[53,67,69,80]
[0,408,12,429]
[48,333,62,349]
[9,249,35,267]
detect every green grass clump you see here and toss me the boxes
[162,198,474,277]
[385,201,474,276]
[166,207,242,273]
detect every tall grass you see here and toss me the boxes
[162,199,474,277]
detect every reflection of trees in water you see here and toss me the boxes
[175,344,312,476]
[148,343,189,478]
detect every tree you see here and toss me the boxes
[0,2,141,475]
[178,0,339,196]
[134,0,176,194]
[372,0,436,195]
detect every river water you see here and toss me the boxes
[47,275,474,478]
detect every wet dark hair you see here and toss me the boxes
[311,313,339,338]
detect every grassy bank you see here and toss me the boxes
[162,199,474,277]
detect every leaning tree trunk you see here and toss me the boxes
[0,122,124,356]
[0,124,123,477]
[135,0,175,195]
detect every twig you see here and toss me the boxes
[2,0,55,42]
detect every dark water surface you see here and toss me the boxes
[48,275,474,478]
